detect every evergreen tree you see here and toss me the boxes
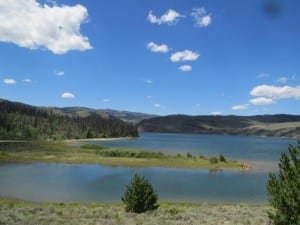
[267,142,300,225]
[122,174,159,213]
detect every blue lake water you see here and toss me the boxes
[82,132,297,162]
[0,133,298,203]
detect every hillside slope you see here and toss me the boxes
[139,115,300,138]
[0,99,138,140]
[59,107,155,124]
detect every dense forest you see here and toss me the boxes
[0,99,138,140]
[139,114,300,138]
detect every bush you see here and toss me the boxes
[267,143,300,225]
[219,154,226,162]
[186,152,193,158]
[210,157,219,164]
[122,174,159,213]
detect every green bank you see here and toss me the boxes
[0,141,246,170]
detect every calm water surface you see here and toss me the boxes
[83,132,297,162]
[0,133,297,203]
[0,163,268,203]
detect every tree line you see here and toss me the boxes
[0,99,138,140]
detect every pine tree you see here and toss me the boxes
[122,174,159,213]
[267,142,300,225]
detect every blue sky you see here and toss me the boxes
[0,0,299,115]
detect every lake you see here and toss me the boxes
[0,133,297,203]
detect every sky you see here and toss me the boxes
[0,0,299,116]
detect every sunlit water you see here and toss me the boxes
[0,133,297,203]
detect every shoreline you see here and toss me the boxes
[0,141,246,170]
[65,136,135,143]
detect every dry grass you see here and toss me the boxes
[0,199,271,225]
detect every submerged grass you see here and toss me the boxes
[0,141,245,170]
[0,198,271,225]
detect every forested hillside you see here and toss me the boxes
[139,114,300,138]
[0,99,138,140]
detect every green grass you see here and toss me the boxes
[0,142,246,170]
[0,198,271,225]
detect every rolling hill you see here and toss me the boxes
[138,114,300,138]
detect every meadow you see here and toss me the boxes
[0,198,270,225]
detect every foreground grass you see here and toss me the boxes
[0,198,270,225]
[0,142,245,170]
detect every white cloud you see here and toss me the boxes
[250,85,300,99]
[195,104,201,107]
[178,65,192,72]
[147,95,153,99]
[232,104,249,110]
[170,50,200,62]
[148,9,183,25]
[257,73,270,78]
[147,42,169,53]
[22,79,32,83]
[154,103,161,108]
[277,77,288,84]
[56,71,64,76]
[211,112,222,116]
[191,7,212,27]
[3,79,16,85]
[0,0,92,54]
[249,97,276,105]
[61,92,75,99]
[103,99,110,103]
[146,80,153,84]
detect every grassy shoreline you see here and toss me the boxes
[0,198,271,225]
[0,141,247,170]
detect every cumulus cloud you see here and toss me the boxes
[61,92,75,99]
[211,112,222,116]
[147,42,169,53]
[22,79,32,83]
[0,0,92,54]
[249,97,276,105]
[277,77,288,84]
[148,9,183,25]
[154,103,161,108]
[56,71,65,76]
[178,65,192,72]
[191,7,212,27]
[232,104,249,110]
[3,79,16,85]
[170,50,199,62]
[250,85,300,99]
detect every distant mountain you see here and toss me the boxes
[97,109,156,124]
[138,114,300,138]
[54,107,156,124]
[0,99,138,140]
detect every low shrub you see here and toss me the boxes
[210,157,219,164]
